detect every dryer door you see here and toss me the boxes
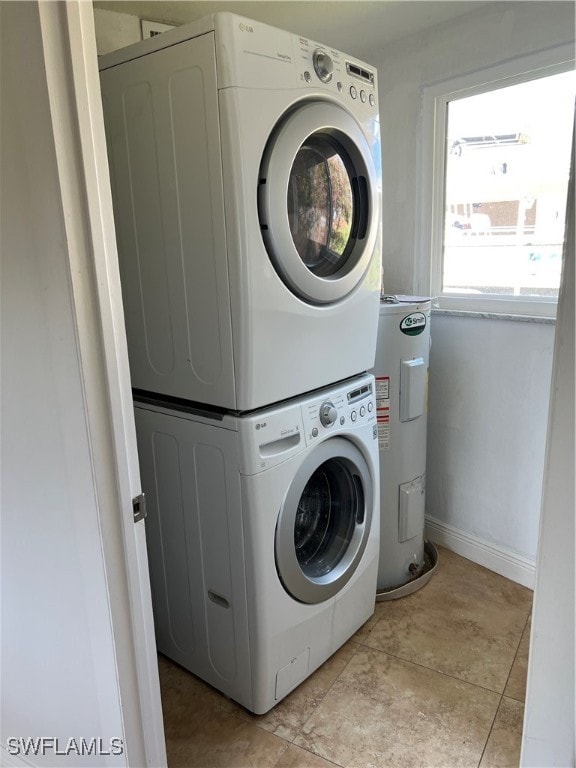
[275,437,373,604]
[258,102,379,305]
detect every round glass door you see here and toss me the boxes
[275,438,373,604]
[259,102,379,305]
[288,136,355,278]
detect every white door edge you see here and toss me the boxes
[520,138,575,766]
[37,3,166,766]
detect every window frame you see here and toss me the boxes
[417,43,575,318]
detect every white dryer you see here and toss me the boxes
[134,374,379,714]
[100,13,382,411]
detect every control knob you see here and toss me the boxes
[313,49,334,83]
[319,401,338,427]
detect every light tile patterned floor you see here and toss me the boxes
[159,547,532,768]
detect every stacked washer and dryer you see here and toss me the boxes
[100,14,382,714]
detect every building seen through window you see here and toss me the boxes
[443,70,575,299]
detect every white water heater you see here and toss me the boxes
[372,295,434,598]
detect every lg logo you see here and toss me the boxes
[239,22,254,33]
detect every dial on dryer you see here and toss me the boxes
[313,49,334,82]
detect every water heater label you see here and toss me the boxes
[375,376,390,449]
[400,312,427,336]
[375,376,389,404]
[377,416,390,449]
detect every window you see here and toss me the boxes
[421,46,575,317]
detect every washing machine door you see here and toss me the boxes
[258,102,379,305]
[275,437,373,604]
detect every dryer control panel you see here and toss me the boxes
[295,36,378,116]
[214,13,378,118]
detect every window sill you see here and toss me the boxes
[431,308,556,324]
[431,293,557,321]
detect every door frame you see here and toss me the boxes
[38,3,166,765]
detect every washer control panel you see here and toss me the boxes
[240,374,377,474]
[302,376,376,445]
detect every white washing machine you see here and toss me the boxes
[99,13,382,412]
[134,374,379,714]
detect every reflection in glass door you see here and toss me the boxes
[288,137,356,277]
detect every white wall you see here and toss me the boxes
[365,1,573,584]
[93,7,141,54]
[426,315,554,568]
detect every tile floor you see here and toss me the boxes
[159,547,533,768]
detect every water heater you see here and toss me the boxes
[372,295,436,598]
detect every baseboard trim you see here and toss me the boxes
[425,515,536,590]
